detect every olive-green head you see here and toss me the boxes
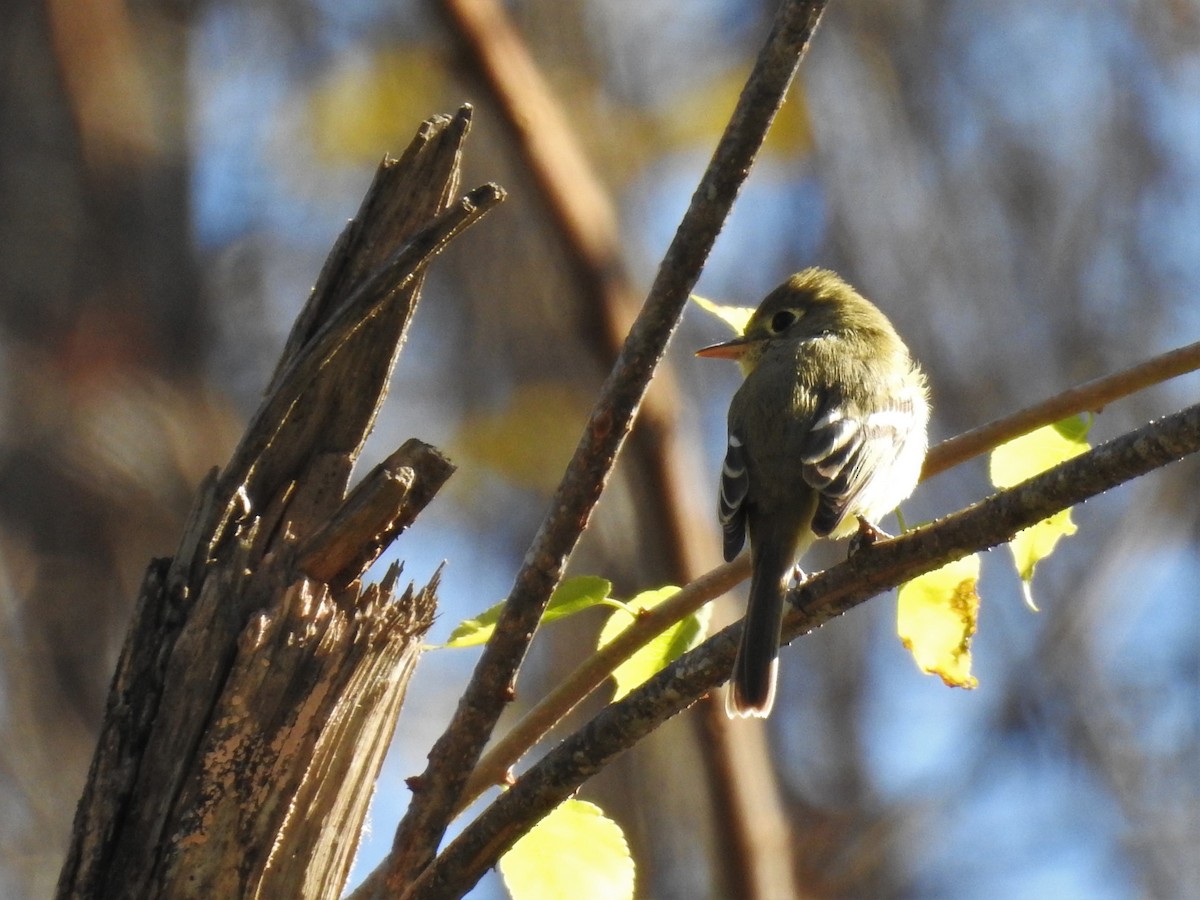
[695,268,901,376]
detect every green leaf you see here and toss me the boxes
[499,799,635,900]
[897,554,981,689]
[690,294,755,336]
[989,415,1092,610]
[597,586,710,701]
[443,576,612,649]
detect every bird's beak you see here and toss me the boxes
[695,335,754,360]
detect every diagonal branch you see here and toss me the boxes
[924,339,1200,479]
[443,338,1200,803]
[380,1,831,890]
[436,1,791,894]
[459,561,745,807]
[408,401,1200,900]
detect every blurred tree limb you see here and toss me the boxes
[2,6,206,892]
[434,335,1200,838]
[436,0,797,895]
[380,0,830,893]
[56,109,498,899]
[406,399,1200,900]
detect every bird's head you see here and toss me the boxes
[695,268,896,376]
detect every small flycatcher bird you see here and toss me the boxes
[696,268,929,718]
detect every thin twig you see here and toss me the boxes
[442,337,1200,801]
[438,3,777,892]
[407,401,1200,900]
[379,2,829,891]
[923,339,1200,479]
[460,560,746,806]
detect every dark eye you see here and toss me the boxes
[769,310,797,333]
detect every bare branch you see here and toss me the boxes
[924,339,1200,479]
[437,2,782,893]
[381,1,831,890]
[409,401,1200,900]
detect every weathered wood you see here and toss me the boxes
[56,107,502,899]
[53,556,181,899]
[299,440,456,588]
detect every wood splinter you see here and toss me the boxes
[299,439,456,586]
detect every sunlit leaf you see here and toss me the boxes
[660,69,813,158]
[499,799,635,900]
[443,576,612,649]
[897,554,981,689]
[989,416,1092,610]
[306,47,447,164]
[597,586,709,700]
[453,383,587,493]
[690,294,754,336]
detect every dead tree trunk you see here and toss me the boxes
[56,107,503,899]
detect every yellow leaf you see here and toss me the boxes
[897,554,981,689]
[659,69,812,158]
[597,586,709,701]
[453,383,587,493]
[1006,511,1077,611]
[499,799,635,900]
[306,47,446,164]
[690,294,755,336]
[989,416,1091,610]
[989,415,1091,488]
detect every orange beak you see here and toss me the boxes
[695,335,755,360]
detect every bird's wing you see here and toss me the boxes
[718,430,750,562]
[801,390,921,537]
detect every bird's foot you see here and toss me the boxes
[783,565,810,609]
[848,516,892,557]
[787,564,809,589]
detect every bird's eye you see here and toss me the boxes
[769,310,797,333]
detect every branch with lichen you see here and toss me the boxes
[406,399,1200,900]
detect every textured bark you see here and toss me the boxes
[56,108,501,899]
[406,400,1200,900]
[381,4,830,892]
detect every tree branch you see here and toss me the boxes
[924,339,1200,479]
[381,1,830,890]
[460,561,746,806]
[436,338,1200,806]
[56,110,494,900]
[436,3,790,893]
[408,401,1200,900]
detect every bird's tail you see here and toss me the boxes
[727,539,789,718]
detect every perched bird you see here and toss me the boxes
[696,268,929,717]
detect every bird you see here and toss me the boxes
[695,268,929,717]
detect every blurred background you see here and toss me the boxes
[3,0,1199,897]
